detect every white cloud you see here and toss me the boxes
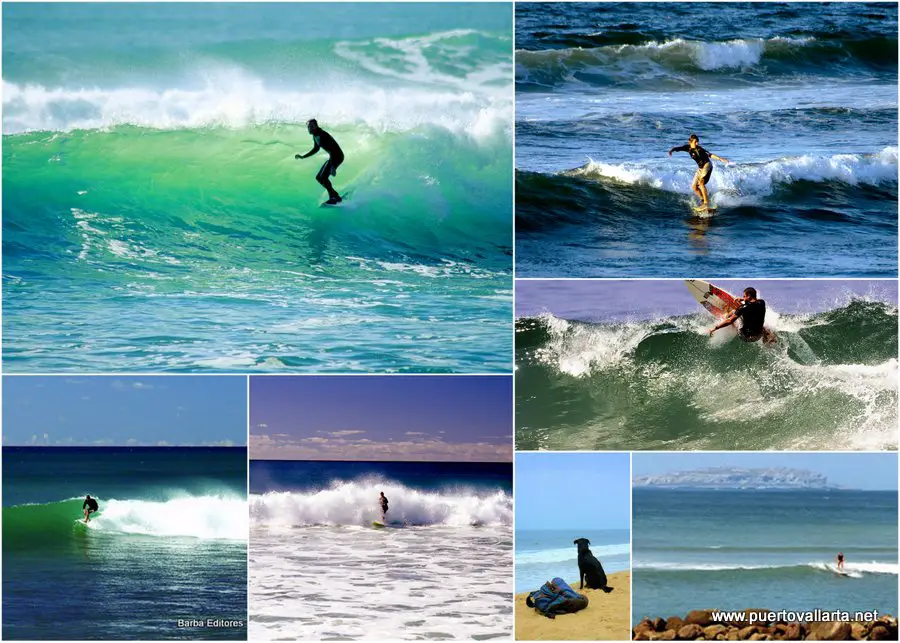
[126,438,139,445]
[405,431,426,436]
[328,430,366,437]
[258,423,269,429]
[203,440,236,447]
[250,433,511,463]
[157,441,170,446]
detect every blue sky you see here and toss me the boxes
[250,375,512,462]
[515,452,630,530]
[634,453,898,490]
[3,376,246,446]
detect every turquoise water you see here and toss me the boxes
[2,3,513,372]
[633,488,898,624]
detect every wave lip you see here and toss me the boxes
[86,495,248,540]
[2,78,511,137]
[516,35,897,89]
[251,480,512,528]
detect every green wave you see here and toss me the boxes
[3,499,93,550]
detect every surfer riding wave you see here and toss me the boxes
[668,133,729,208]
[82,495,99,523]
[296,119,345,205]
[709,287,777,344]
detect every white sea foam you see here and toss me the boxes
[2,78,511,137]
[517,543,631,566]
[3,31,511,136]
[250,513,512,639]
[250,482,512,528]
[573,147,898,202]
[614,37,815,71]
[85,495,247,540]
[639,561,898,576]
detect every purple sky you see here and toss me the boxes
[250,375,512,462]
[516,279,897,321]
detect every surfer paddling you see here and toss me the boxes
[296,119,345,205]
[82,494,99,523]
[668,134,729,208]
[708,287,776,345]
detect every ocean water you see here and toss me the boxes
[515,2,898,277]
[249,460,513,640]
[2,3,513,373]
[2,447,248,640]
[515,528,630,593]
[632,488,899,623]
[515,280,898,451]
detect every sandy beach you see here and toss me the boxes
[516,571,631,640]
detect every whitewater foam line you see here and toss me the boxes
[85,495,247,540]
[1,77,511,136]
[571,147,898,201]
[250,481,512,528]
[517,36,816,72]
[637,561,898,575]
[518,543,630,565]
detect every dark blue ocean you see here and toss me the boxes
[3,447,247,640]
[516,2,898,277]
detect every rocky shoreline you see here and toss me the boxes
[633,609,898,640]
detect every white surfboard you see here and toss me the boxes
[684,280,741,319]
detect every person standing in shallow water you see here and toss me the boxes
[296,119,345,205]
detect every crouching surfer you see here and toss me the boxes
[83,494,99,522]
[708,287,776,345]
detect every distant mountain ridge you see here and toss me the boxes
[633,467,839,490]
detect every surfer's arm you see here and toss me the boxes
[295,143,320,159]
[668,145,689,156]
[709,313,739,335]
[710,153,729,164]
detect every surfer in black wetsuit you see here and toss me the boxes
[668,134,729,207]
[708,287,776,345]
[836,552,845,571]
[296,119,345,205]
[83,495,99,523]
[379,491,389,521]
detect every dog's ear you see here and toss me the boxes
[585,539,590,545]
[573,539,578,545]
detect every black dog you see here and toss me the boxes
[573,538,614,593]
